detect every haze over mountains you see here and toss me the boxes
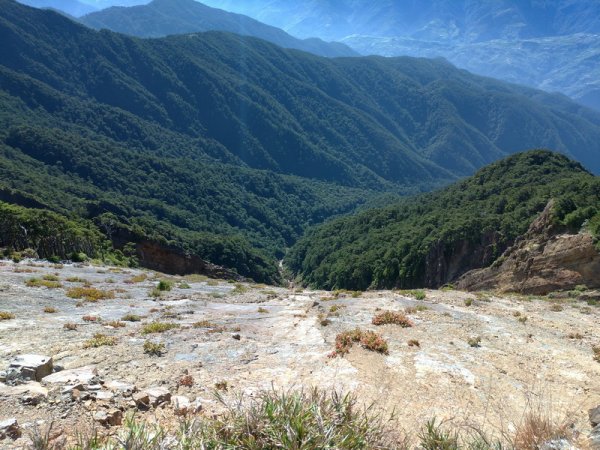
[201,0,600,111]
[79,0,357,57]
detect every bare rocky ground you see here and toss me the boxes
[0,259,599,448]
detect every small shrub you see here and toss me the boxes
[372,311,413,327]
[233,283,248,294]
[0,311,15,320]
[257,307,268,313]
[106,320,126,328]
[26,277,61,289]
[82,315,99,322]
[122,314,142,322]
[141,321,180,334]
[464,299,473,307]
[84,333,116,348]
[593,346,600,363]
[333,329,389,356]
[412,290,426,300]
[318,314,331,326]
[149,287,163,298]
[125,273,147,284]
[567,332,583,339]
[518,316,528,324]
[43,306,57,313]
[67,287,114,302]
[215,381,228,391]
[179,282,191,289]
[408,339,420,347]
[63,322,77,331]
[157,280,173,291]
[549,304,563,312]
[440,284,455,292]
[143,340,165,356]
[467,336,482,348]
[513,311,521,317]
[66,277,87,283]
[405,305,428,314]
[43,274,59,281]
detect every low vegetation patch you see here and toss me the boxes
[257,307,268,313]
[372,311,413,327]
[464,299,473,307]
[67,287,114,302]
[83,333,116,348]
[406,305,429,314]
[333,329,389,356]
[0,311,15,320]
[467,336,482,348]
[408,339,420,347]
[143,340,166,356]
[232,283,248,295]
[26,277,62,289]
[125,273,147,284]
[121,314,142,322]
[43,306,57,313]
[106,320,126,328]
[141,321,180,334]
[593,346,600,363]
[63,322,77,331]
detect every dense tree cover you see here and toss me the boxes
[286,151,600,290]
[2,1,600,281]
[79,0,357,57]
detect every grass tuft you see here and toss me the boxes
[83,333,116,348]
[143,340,166,356]
[67,287,114,302]
[141,321,180,335]
[0,311,15,320]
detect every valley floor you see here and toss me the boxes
[0,260,599,448]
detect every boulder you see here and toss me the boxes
[0,418,21,440]
[132,392,150,409]
[7,355,53,382]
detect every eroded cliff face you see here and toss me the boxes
[423,231,503,288]
[112,229,243,280]
[457,201,600,294]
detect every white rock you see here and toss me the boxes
[43,366,97,385]
[104,380,136,395]
[144,387,171,407]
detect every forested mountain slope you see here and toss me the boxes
[79,0,357,57]
[286,151,600,290]
[2,1,600,281]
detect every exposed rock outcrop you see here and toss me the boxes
[457,201,600,294]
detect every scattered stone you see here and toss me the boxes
[0,371,6,383]
[0,381,48,405]
[590,425,600,449]
[144,387,171,407]
[132,392,150,409]
[231,333,241,340]
[0,418,21,440]
[171,395,190,416]
[93,408,122,427]
[43,366,97,385]
[191,398,203,413]
[104,380,136,395]
[8,355,53,382]
[540,438,576,450]
[93,390,114,401]
[590,405,600,427]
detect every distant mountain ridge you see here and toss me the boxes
[17,0,98,16]
[79,0,357,57]
[201,0,600,110]
[3,0,600,280]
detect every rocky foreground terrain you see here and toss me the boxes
[0,259,599,448]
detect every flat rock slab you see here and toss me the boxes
[590,405,600,427]
[42,366,97,385]
[8,355,53,382]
